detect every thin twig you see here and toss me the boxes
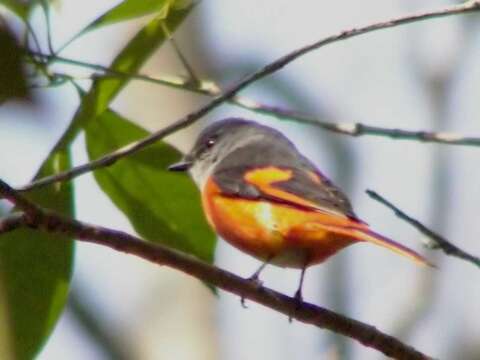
[27,54,480,148]
[366,190,480,268]
[20,1,480,192]
[0,181,40,218]
[229,103,480,146]
[0,212,26,234]
[0,178,431,359]
[161,21,200,85]
[24,21,43,56]
[40,0,55,55]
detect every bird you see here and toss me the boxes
[169,118,430,302]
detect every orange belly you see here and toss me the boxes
[202,179,358,268]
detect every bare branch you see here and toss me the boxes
[0,213,26,234]
[327,123,480,146]
[30,57,480,148]
[226,101,480,146]
[367,190,480,269]
[0,180,40,218]
[20,2,480,192]
[160,22,200,86]
[0,178,432,359]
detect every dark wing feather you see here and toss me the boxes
[212,144,358,220]
[275,167,356,217]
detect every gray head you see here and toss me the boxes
[168,118,294,188]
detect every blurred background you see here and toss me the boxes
[1,0,479,359]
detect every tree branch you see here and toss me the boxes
[366,190,480,269]
[28,60,480,148]
[0,212,26,234]
[19,1,480,193]
[0,178,432,359]
[0,179,40,218]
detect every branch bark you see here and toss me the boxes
[20,1,480,193]
[0,178,432,359]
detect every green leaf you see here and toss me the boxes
[85,110,215,262]
[0,26,29,103]
[82,0,173,33]
[61,0,193,55]
[0,0,29,20]
[0,0,54,21]
[0,150,75,360]
[71,2,193,128]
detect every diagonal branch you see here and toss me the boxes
[367,190,480,269]
[0,212,26,233]
[29,56,480,148]
[0,179,40,218]
[20,1,480,193]
[160,22,200,85]
[0,178,432,359]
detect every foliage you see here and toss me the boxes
[0,151,74,360]
[0,26,28,102]
[0,1,214,358]
[85,109,215,262]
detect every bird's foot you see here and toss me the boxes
[240,274,263,308]
[288,289,304,323]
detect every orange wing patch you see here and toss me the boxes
[306,170,322,184]
[244,166,324,211]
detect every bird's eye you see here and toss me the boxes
[206,137,216,148]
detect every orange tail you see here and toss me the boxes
[354,228,433,267]
[317,222,433,266]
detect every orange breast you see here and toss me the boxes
[202,177,359,268]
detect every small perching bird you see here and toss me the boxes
[169,118,430,301]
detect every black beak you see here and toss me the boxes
[168,160,192,172]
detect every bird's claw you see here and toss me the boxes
[240,296,248,308]
[288,290,304,323]
[294,289,303,306]
[247,274,263,287]
[240,274,264,308]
